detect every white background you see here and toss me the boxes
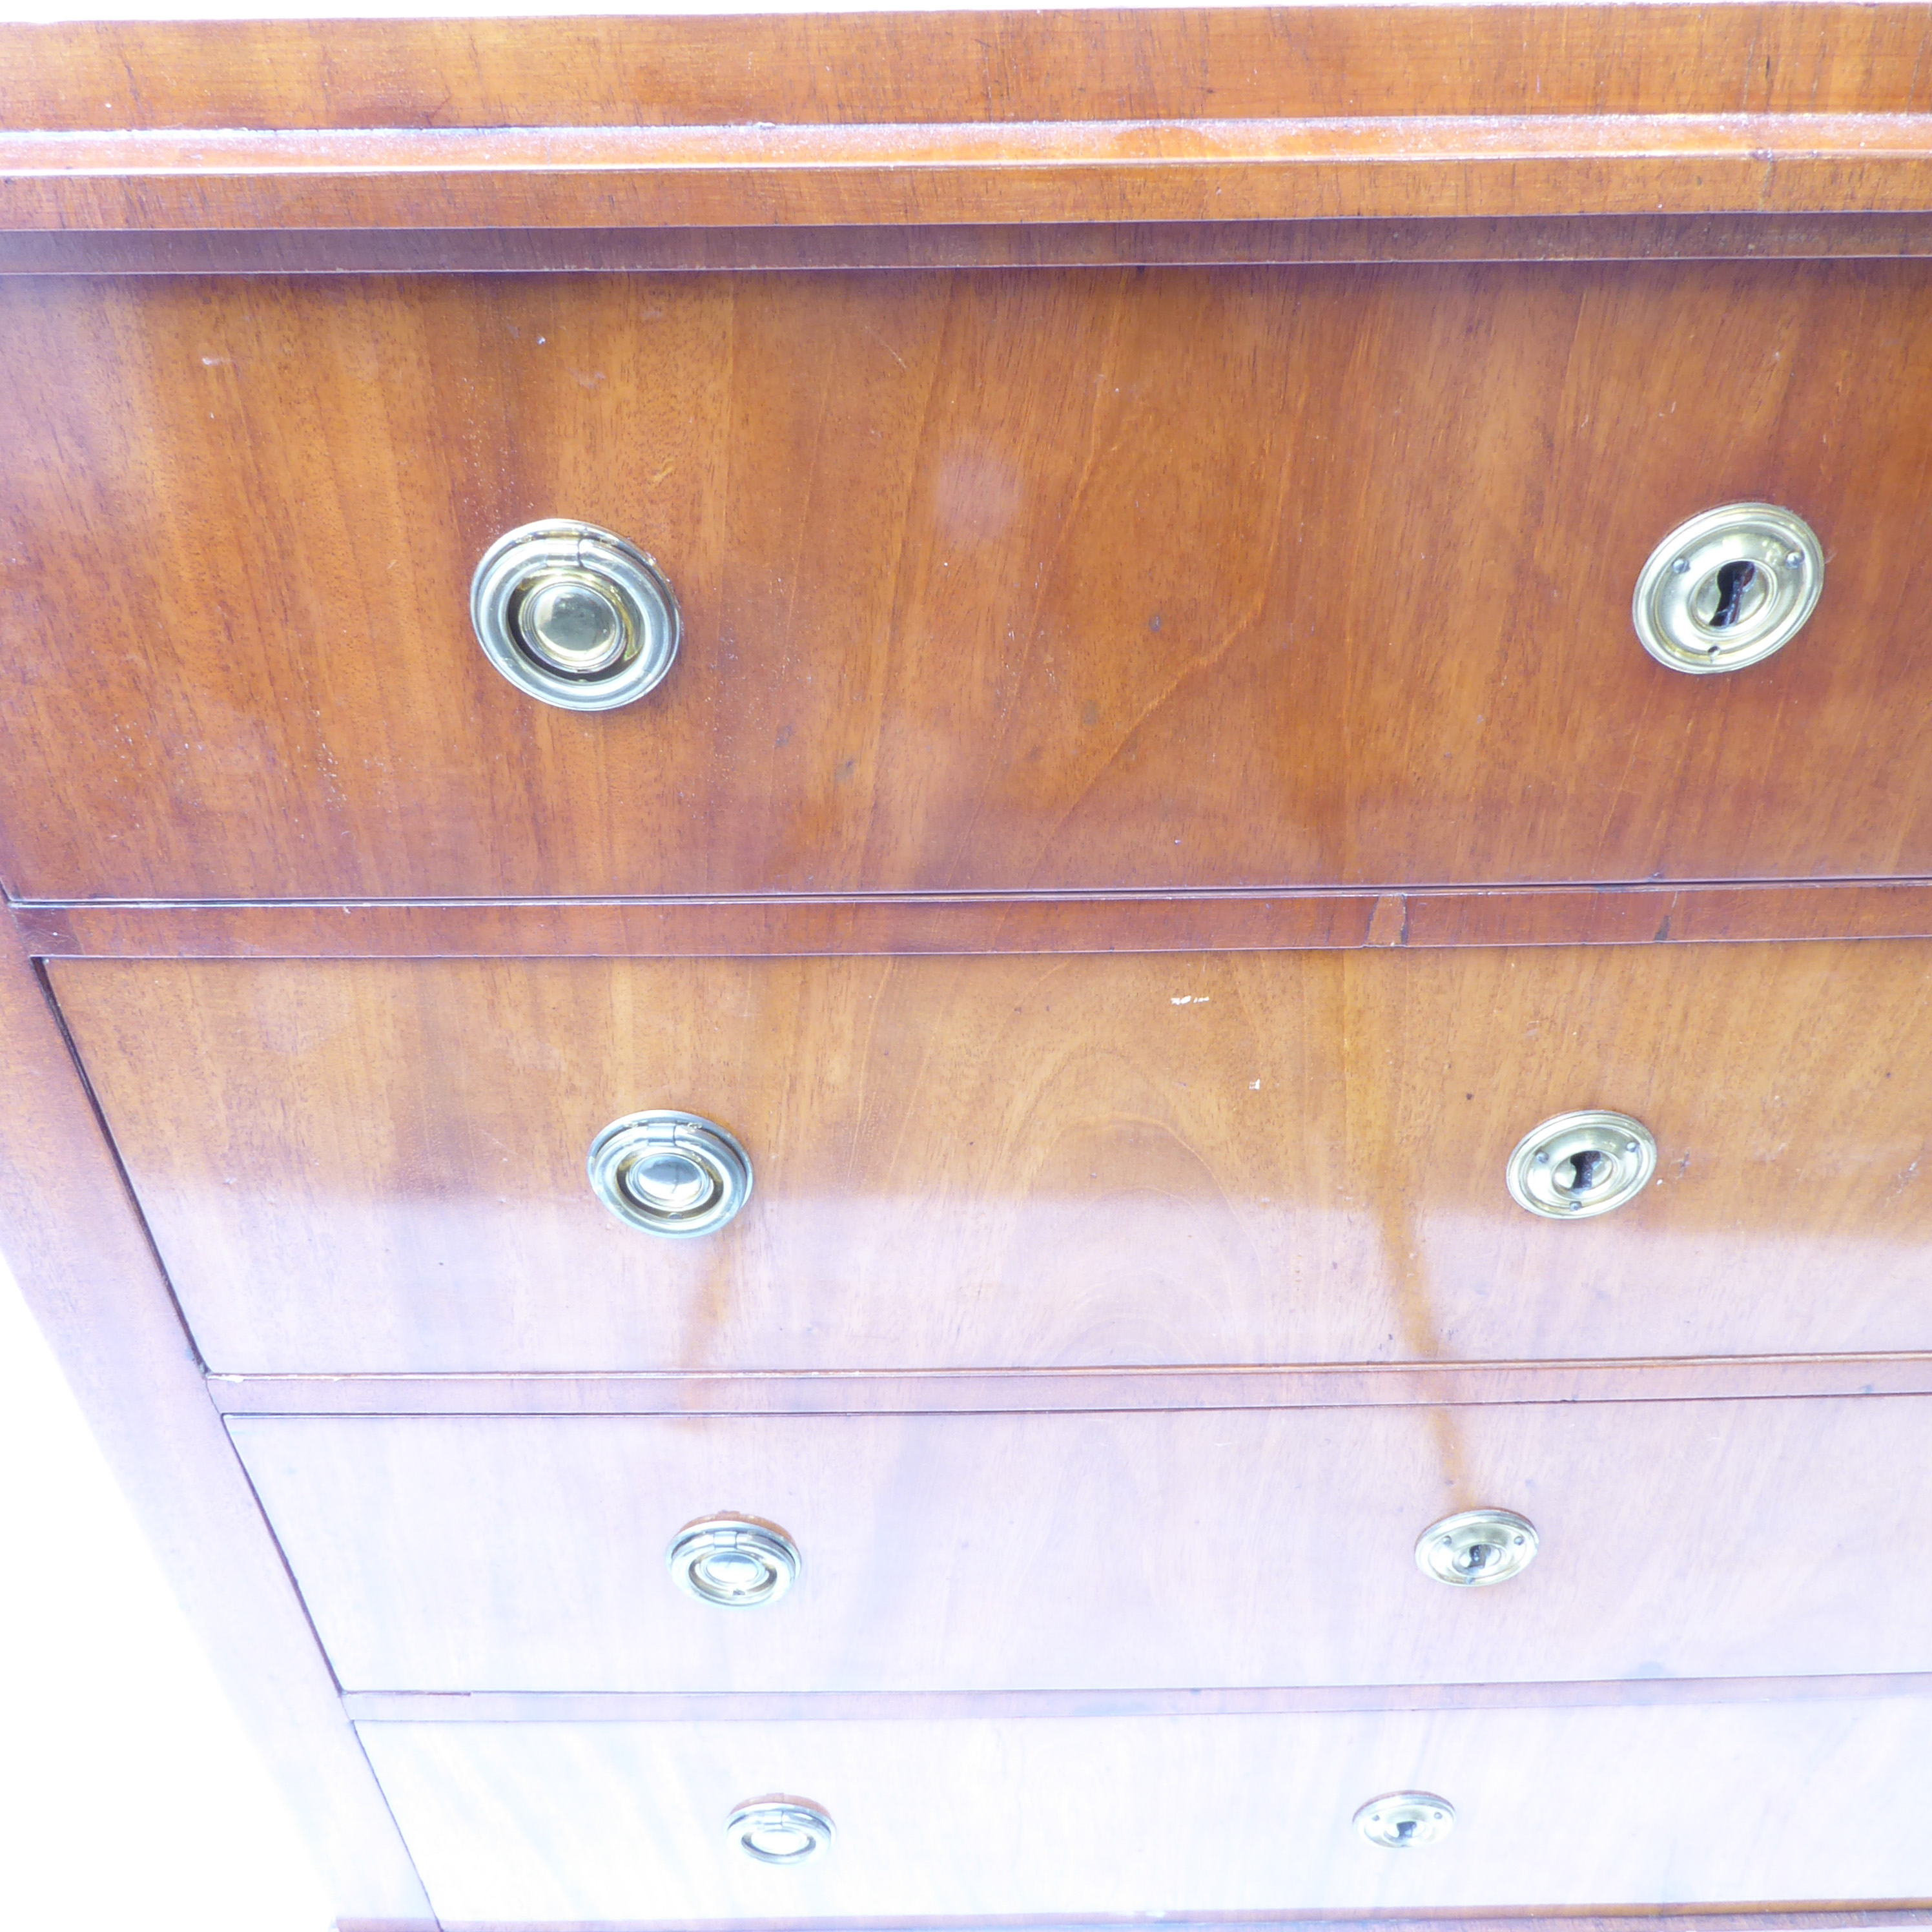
[0,1252,334,1932]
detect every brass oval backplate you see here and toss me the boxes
[1632,502,1823,673]
[1355,1793,1455,1849]
[471,519,681,710]
[588,1110,754,1238]
[1506,1110,1656,1220]
[668,1515,801,1608]
[726,1797,836,1867]
[1416,1508,1539,1587]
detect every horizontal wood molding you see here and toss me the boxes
[342,1676,1932,1723]
[5,8,1932,130]
[5,115,1932,232]
[340,1909,1932,1932]
[208,1355,1932,1416]
[24,882,1932,962]
[11,212,1932,275]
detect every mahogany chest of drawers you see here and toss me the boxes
[6,9,1932,1931]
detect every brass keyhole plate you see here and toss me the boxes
[1416,1508,1539,1587]
[1632,502,1823,674]
[1506,1110,1657,1220]
[1355,1793,1455,1849]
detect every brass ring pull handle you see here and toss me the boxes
[1506,1110,1656,1220]
[471,519,681,710]
[668,1515,801,1608]
[726,1797,835,1866]
[588,1111,753,1238]
[1632,502,1823,673]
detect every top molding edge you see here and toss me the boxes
[6,6,1932,134]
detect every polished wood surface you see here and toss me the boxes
[54,944,1932,1374]
[231,1399,1932,1694]
[8,264,1932,900]
[8,8,1930,130]
[205,1353,1932,1416]
[12,115,1932,232]
[12,213,1932,279]
[0,919,431,1920]
[29,880,1932,963]
[357,1699,1932,1919]
[336,1672,1932,1722]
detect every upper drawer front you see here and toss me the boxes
[4,262,1931,900]
[360,1700,1932,1921]
[54,942,1932,1374]
[234,1399,1932,1694]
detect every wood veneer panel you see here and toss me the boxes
[231,1401,1932,1694]
[204,1355,1932,1415]
[7,264,1932,900]
[357,1700,1932,1918]
[27,881,1932,963]
[10,215,1932,278]
[52,944,1932,1373]
[6,8,1931,132]
[11,116,1932,232]
[0,912,433,1922]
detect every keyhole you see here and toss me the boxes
[1393,1818,1417,1844]
[1558,1147,1609,1195]
[1707,560,1758,629]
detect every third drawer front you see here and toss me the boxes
[234,1399,1932,1693]
[53,941,1932,1373]
[5,262,1932,899]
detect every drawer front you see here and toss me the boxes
[55,944,1932,1373]
[237,1399,1932,1694]
[5,263,1932,900]
[359,1700,1932,1921]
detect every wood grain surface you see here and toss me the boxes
[230,1399,1932,1694]
[10,214,1932,279]
[6,264,1932,900]
[203,1354,1932,1417]
[6,7,1931,132]
[11,115,1932,232]
[51,944,1932,1374]
[356,1698,1932,1919]
[26,880,1932,963]
[0,919,431,1918]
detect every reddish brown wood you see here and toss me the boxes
[10,214,1932,278]
[6,116,1932,232]
[5,8,1931,131]
[24,883,1932,962]
[8,265,1932,902]
[0,907,431,1920]
[51,945,1932,1375]
[229,1400,1932,1694]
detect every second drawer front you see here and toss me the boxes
[56,943,1932,1373]
[235,1398,1932,1693]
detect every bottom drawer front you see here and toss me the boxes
[360,1701,1929,1924]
